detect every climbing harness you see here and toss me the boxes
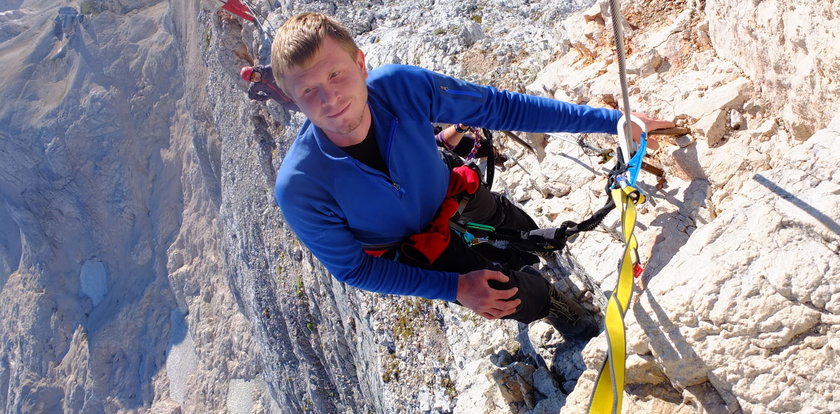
[588,1,649,413]
[364,165,482,263]
[442,123,631,263]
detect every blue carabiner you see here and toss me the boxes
[627,131,647,186]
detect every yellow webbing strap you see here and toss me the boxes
[587,185,643,414]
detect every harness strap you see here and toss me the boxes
[362,242,402,258]
[560,198,615,236]
[482,128,496,190]
[484,186,615,253]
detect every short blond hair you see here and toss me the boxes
[271,13,359,79]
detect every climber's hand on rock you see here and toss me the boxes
[456,269,520,319]
[631,112,675,150]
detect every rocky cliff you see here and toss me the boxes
[0,0,837,413]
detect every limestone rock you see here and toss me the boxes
[706,0,840,139]
[565,114,840,414]
[2,0,838,413]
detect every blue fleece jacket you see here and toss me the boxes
[274,64,620,302]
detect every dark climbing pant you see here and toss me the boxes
[397,184,552,323]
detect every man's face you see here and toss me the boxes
[281,36,370,145]
[250,71,262,83]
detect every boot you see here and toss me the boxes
[546,284,601,341]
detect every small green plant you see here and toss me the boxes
[393,298,431,340]
[296,278,305,298]
[382,356,400,383]
[434,28,446,36]
[470,15,482,24]
[393,315,413,339]
[441,375,457,397]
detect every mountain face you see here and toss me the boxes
[0,0,837,413]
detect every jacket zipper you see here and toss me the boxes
[353,161,401,193]
[439,85,482,98]
[348,120,403,195]
[384,119,402,193]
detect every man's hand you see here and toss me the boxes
[456,269,520,319]
[631,112,676,150]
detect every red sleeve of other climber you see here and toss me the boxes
[221,0,255,22]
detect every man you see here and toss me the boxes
[241,64,299,111]
[270,13,672,336]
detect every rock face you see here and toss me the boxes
[0,0,838,413]
[706,0,840,140]
[562,114,840,414]
[0,1,274,412]
[638,123,839,413]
